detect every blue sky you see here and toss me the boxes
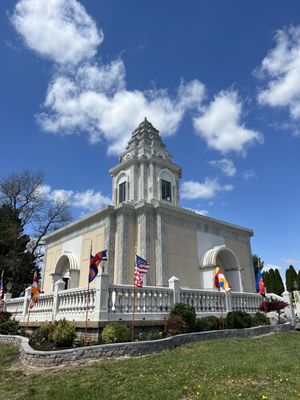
[1,0,300,276]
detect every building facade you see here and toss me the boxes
[42,119,256,294]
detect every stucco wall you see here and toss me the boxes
[224,237,255,292]
[43,244,62,293]
[79,226,105,287]
[165,223,199,288]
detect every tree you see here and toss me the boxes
[0,170,72,263]
[262,271,270,293]
[252,254,264,276]
[260,299,288,323]
[274,268,284,296]
[268,269,276,294]
[286,265,299,293]
[0,204,36,296]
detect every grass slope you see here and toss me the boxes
[0,333,299,400]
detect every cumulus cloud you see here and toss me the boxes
[11,0,102,65]
[184,207,209,216]
[193,90,263,154]
[257,26,300,121]
[281,258,300,266]
[11,0,206,155]
[181,178,233,200]
[263,263,281,272]
[40,184,111,211]
[209,158,236,177]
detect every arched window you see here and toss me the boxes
[158,169,175,204]
[116,172,128,204]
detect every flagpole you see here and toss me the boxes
[132,247,138,342]
[84,241,92,346]
[219,288,224,330]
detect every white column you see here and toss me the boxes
[168,276,180,304]
[156,212,168,286]
[282,290,295,325]
[21,286,31,321]
[52,279,65,321]
[94,270,109,321]
[114,213,128,284]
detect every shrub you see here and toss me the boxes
[0,319,20,335]
[195,316,220,332]
[52,319,76,347]
[225,310,252,329]
[164,315,187,337]
[31,322,57,346]
[0,311,12,324]
[260,300,288,323]
[251,312,268,327]
[102,322,130,344]
[170,303,196,332]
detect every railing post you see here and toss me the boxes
[225,291,232,313]
[21,286,31,321]
[282,290,295,326]
[94,270,109,321]
[3,293,12,312]
[293,291,300,318]
[168,276,180,304]
[52,280,65,321]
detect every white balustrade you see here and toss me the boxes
[56,286,95,322]
[3,277,263,324]
[4,297,24,321]
[108,285,174,320]
[180,289,226,314]
[29,293,54,321]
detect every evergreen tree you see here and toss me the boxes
[285,265,298,293]
[0,204,36,297]
[262,271,270,293]
[268,269,276,294]
[274,268,284,296]
[298,271,300,291]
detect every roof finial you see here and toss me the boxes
[144,116,147,122]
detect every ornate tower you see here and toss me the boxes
[109,118,182,207]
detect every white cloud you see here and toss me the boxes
[11,0,206,155]
[193,90,263,154]
[281,258,300,266]
[181,178,233,200]
[263,263,278,272]
[257,26,300,122]
[40,184,111,211]
[184,207,209,216]
[209,158,236,177]
[242,169,256,181]
[38,73,205,155]
[11,0,102,65]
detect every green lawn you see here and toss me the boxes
[0,332,299,400]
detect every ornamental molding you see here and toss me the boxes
[44,206,115,246]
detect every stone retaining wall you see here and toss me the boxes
[0,323,291,368]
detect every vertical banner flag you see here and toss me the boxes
[89,250,108,283]
[30,270,41,308]
[215,266,231,291]
[0,270,4,300]
[256,268,266,297]
[134,255,150,288]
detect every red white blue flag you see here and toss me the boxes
[134,255,150,288]
[256,268,265,297]
[89,250,107,283]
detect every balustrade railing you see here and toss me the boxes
[56,287,96,321]
[3,274,263,323]
[180,289,226,314]
[108,285,173,319]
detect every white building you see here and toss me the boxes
[42,118,256,295]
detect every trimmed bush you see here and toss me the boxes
[170,303,196,332]
[102,322,130,344]
[0,311,12,324]
[195,316,220,332]
[251,312,268,327]
[0,319,20,335]
[164,315,187,337]
[52,319,76,347]
[225,310,252,329]
[31,322,57,346]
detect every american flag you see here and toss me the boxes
[134,255,150,288]
[0,270,4,300]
